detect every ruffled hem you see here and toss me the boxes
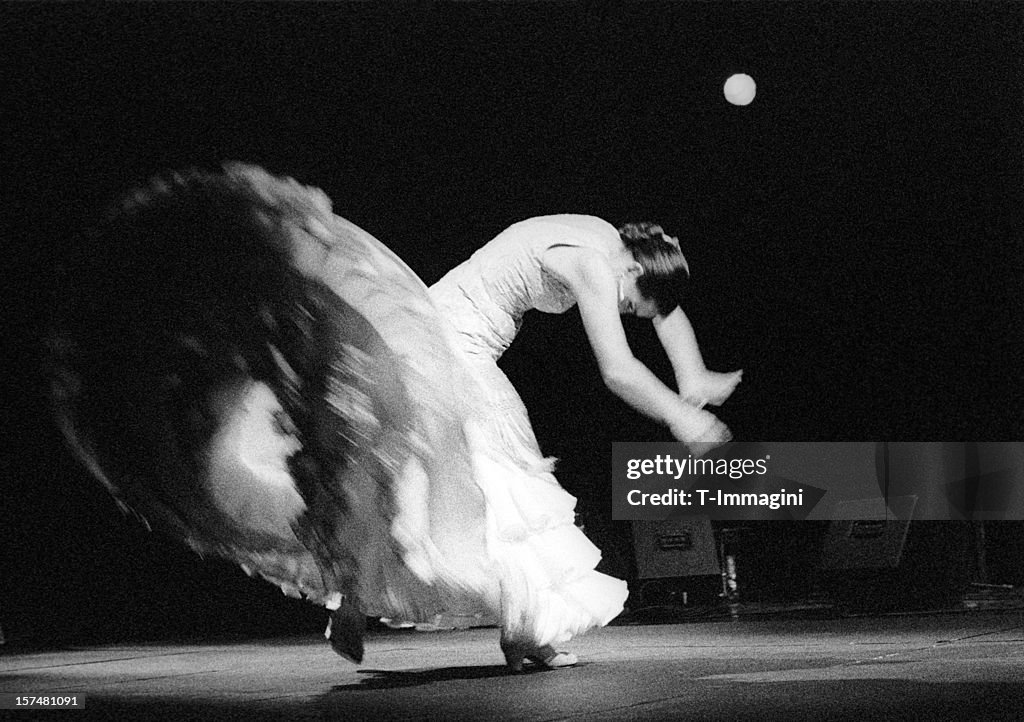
[467,426,628,647]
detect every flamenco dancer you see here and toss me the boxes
[428,215,740,669]
[48,164,738,674]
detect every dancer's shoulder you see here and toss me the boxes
[541,243,615,293]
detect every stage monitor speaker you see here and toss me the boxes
[820,496,917,570]
[819,496,974,611]
[632,519,720,579]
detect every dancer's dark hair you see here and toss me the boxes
[617,222,691,315]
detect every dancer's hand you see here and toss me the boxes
[680,369,743,408]
[668,405,732,458]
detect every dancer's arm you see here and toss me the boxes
[653,308,742,407]
[549,250,729,446]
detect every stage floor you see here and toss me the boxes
[2,610,1023,721]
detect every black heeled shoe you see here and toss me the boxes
[501,639,578,672]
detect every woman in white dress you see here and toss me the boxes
[429,215,740,670]
[49,165,737,673]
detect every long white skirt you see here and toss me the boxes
[51,163,625,652]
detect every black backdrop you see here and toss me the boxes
[4,2,1023,644]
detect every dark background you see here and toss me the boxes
[3,2,1023,644]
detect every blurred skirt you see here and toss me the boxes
[50,163,625,651]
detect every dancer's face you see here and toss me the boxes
[617,271,660,319]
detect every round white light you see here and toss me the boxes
[724,73,757,106]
